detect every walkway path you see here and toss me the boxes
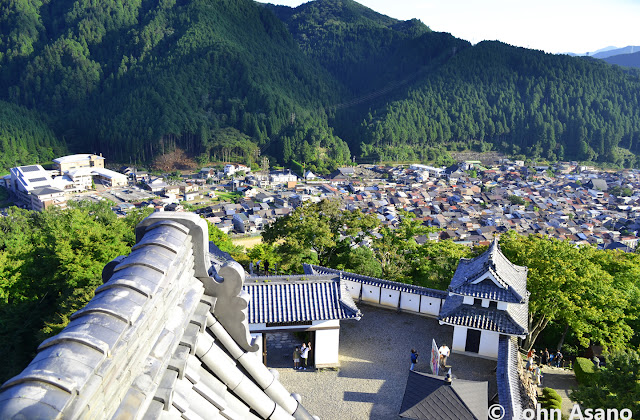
[275,305,498,420]
[541,365,578,416]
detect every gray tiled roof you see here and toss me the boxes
[244,277,361,324]
[0,213,313,420]
[439,295,528,336]
[399,371,488,419]
[496,336,525,420]
[448,239,528,303]
[304,264,448,299]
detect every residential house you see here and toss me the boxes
[233,213,250,233]
[270,171,297,185]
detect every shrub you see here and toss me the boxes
[540,387,562,410]
[542,387,562,404]
[547,400,562,411]
[574,357,596,385]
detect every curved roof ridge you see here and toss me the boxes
[491,239,527,272]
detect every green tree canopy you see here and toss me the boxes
[0,201,151,383]
[261,199,380,273]
[571,350,640,418]
[499,232,639,351]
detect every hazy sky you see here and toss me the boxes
[254,0,640,54]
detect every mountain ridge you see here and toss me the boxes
[0,0,640,172]
[603,50,640,69]
[592,45,640,59]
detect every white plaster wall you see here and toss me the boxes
[361,284,381,304]
[463,295,474,305]
[452,326,468,353]
[481,299,490,308]
[497,301,508,311]
[343,279,362,299]
[249,323,267,332]
[420,296,442,316]
[400,292,420,313]
[314,328,340,368]
[380,289,400,308]
[478,330,500,359]
[313,319,340,329]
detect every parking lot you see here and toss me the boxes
[107,187,156,202]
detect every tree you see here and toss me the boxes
[499,232,636,351]
[207,222,243,256]
[0,201,150,383]
[333,245,383,278]
[508,195,525,205]
[410,239,475,289]
[261,200,379,273]
[246,243,280,274]
[372,212,436,281]
[570,350,640,419]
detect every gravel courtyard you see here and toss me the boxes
[274,304,498,420]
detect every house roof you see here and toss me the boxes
[439,295,528,336]
[244,276,361,324]
[399,371,488,420]
[448,239,528,303]
[588,178,608,191]
[53,154,104,164]
[304,265,448,299]
[0,213,313,420]
[31,186,64,196]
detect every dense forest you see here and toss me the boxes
[1,0,640,172]
[0,100,67,173]
[0,202,152,382]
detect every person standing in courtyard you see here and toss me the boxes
[533,364,542,386]
[301,342,311,370]
[439,344,450,369]
[293,346,300,370]
[410,349,419,371]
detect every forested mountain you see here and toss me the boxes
[0,0,351,173]
[355,43,640,165]
[271,0,640,166]
[1,0,640,172]
[0,101,67,172]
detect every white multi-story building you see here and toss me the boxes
[8,154,127,210]
[9,165,66,210]
[270,170,298,184]
[410,164,445,178]
[224,164,251,176]
[53,153,105,172]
